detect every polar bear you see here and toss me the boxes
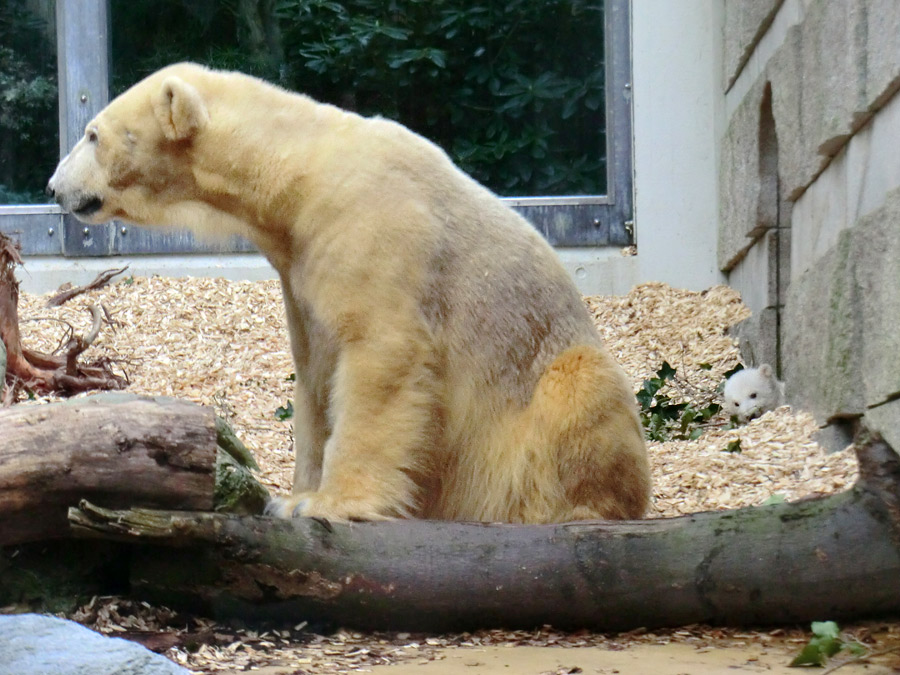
[723,364,786,423]
[47,63,650,524]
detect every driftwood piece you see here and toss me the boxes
[0,233,126,398]
[0,393,217,545]
[45,266,129,307]
[68,434,900,633]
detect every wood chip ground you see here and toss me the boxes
[13,275,880,673]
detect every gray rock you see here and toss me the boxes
[783,227,865,423]
[864,0,900,112]
[719,77,774,270]
[0,614,189,675]
[723,0,784,91]
[783,186,900,430]
[766,25,832,201]
[762,0,900,201]
[727,228,788,315]
[852,191,900,410]
[731,306,780,372]
[865,400,900,456]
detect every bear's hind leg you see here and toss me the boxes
[527,345,650,522]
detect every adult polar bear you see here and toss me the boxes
[48,63,650,524]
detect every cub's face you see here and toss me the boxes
[47,66,209,228]
[723,367,778,422]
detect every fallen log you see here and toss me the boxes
[0,393,217,545]
[68,433,900,633]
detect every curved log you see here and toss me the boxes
[69,435,900,632]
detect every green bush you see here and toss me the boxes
[0,2,58,204]
[2,1,608,203]
[110,0,608,197]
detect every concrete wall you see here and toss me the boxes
[632,0,725,292]
[719,0,900,451]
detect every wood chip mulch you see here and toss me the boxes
[12,275,873,673]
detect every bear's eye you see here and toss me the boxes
[749,392,757,399]
[87,129,98,143]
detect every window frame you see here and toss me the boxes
[0,0,633,254]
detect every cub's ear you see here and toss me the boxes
[152,76,209,141]
[758,364,774,378]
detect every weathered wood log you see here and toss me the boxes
[0,393,217,545]
[68,434,900,633]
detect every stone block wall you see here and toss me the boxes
[719,0,900,450]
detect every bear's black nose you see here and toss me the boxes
[45,183,55,198]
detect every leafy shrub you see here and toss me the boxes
[110,0,607,197]
[790,621,866,667]
[636,362,722,442]
[0,2,58,204]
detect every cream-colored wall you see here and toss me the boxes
[631,0,726,292]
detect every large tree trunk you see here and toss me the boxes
[0,394,217,545]
[68,434,900,633]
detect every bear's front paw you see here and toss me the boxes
[265,492,395,522]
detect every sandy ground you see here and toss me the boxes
[222,642,899,675]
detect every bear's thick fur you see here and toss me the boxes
[48,63,650,523]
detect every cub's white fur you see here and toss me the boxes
[723,364,786,422]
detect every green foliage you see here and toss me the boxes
[790,621,867,667]
[636,362,722,442]
[0,2,58,204]
[109,0,607,197]
[275,373,296,421]
[723,439,742,454]
[275,400,294,421]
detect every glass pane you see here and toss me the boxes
[0,0,59,205]
[111,0,606,198]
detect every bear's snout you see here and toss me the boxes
[47,152,106,221]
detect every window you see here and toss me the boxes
[1,0,633,254]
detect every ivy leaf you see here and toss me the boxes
[811,621,841,642]
[790,622,843,667]
[724,439,742,453]
[723,363,745,379]
[790,642,830,667]
[275,401,294,421]
[657,361,676,381]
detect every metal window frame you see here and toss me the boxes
[0,0,633,255]
[510,0,634,247]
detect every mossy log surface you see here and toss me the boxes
[69,437,900,632]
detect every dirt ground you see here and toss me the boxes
[230,642,900,675]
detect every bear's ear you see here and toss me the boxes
[758,364,774,379]
[152,76,209,141]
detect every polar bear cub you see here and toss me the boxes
[724,364,786,422]
[47,62,650,524]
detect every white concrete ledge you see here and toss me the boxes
[16,248,639,298]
